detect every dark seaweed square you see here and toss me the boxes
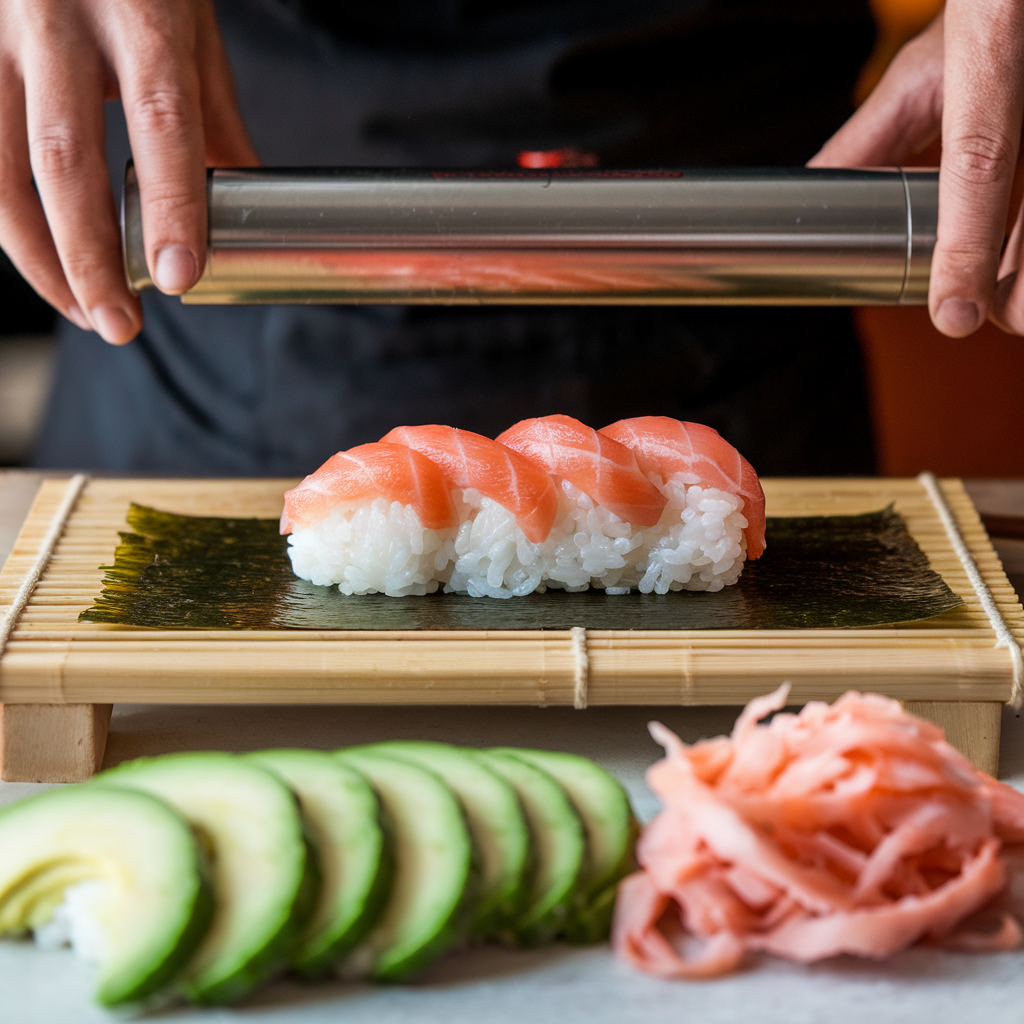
[79,504,963,631]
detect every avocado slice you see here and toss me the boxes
[476,750,585,947]
[335,749,473,980]
[97,753,314,1004]
[362,741,529,938]
[246,749,392,978]
[496,749,638,943]
[0,785,212,1006]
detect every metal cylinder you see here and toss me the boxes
[122,165,938,305]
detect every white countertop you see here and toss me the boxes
[2,472,1023,1023]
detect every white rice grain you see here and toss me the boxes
[286,477,750,599]
[286,499,456,597]
[33,879,110,966]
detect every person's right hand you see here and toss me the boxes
[810,4,1024,339]
[0,0,257,344]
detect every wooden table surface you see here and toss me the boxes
[2,471,1023,1024]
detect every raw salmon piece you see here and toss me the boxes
[600,416,766,558]
[381,424,558,543]
[280,441,457,534]
[496,414,666,528]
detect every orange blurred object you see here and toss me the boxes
[856,0,943,102]
[517,149,599,169]
[857,308,1024,477]
[854,0,1024,478]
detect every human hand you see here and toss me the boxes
[809,3,1024,338]
[0,0,257,344]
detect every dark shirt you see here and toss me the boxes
[33,0,877,476]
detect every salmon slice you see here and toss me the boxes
[600,416,766,559]
[496,414,666,528]
[381,424,559,544]
[613,687,1024,979]
[280,442,457,534]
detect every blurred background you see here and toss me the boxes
[0,0,1021,476]
[0,251,55,466]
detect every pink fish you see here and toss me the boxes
[381,424,558,543]
[280,442,457,534]
[600,416,766,559]
[496,414,666,528]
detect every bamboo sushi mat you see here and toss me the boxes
[0,477,1021,707]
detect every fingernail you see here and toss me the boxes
[66,303,92,331]
[935,297,981,338]
[90,304,136,345]
[153,244,198,294]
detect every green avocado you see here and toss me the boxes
[476,750,585,947]
[97,752,315,1004]
[361,741,530,938]
[0,785,213,1006]
[335,748,474,980]
[497,749,638,942]
[246,749,392,978]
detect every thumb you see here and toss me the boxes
[929,0,1024,337]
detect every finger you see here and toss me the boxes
[989,198,1024,333]
[108,3,207,294]
[809,14,944,168]
[0,59,90,329]
[22,19,141,344]
[195,0,259,167]
[990,271,1024,334]
[930,0,1024,338]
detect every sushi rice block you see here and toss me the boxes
[496,415,669,593]
[600,416,766,593]
[380,425,560,598]
[281,442,458,596]
[282,415,765,598]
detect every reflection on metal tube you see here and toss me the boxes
[121,165,937,305]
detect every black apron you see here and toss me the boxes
[33,0,877,476]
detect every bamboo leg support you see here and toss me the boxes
[0,704,112,783]
[902,701,1002,777]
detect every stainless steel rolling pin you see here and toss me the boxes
[122,164,938,305]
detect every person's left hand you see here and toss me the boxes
[0,0,257,345]
[810,2,1024,339]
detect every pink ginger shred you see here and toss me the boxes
[613,686,1024,977]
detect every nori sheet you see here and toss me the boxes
[78,504,964,631]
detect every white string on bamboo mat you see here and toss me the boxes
[0,473,89,659]
[570,626,589,709]
[918,470,1024,709]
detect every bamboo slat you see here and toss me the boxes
[0,477,1021,706]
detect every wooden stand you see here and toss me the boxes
[0,703,111,782]
[1,477,1021,783]
[0,700,1003,782]
[902,701,1003,777]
